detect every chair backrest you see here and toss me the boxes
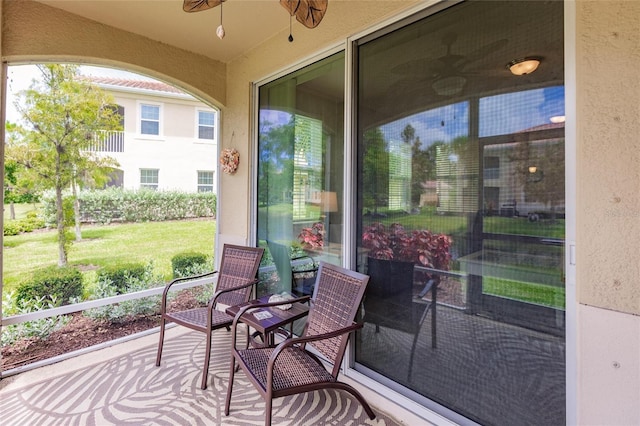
[266,240,294,292]
[215,244,265,307]
[304,262,369,376]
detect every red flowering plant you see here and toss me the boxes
[362,222,452,271]
[297,222,325,250]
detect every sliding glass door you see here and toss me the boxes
[354,2,565,424]
[256,53,345,297]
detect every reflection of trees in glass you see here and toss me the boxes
[362,127,389,214]
[401,124,444,208]
[257,115,295,206]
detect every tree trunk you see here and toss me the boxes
[9,202,16,220]
[72,180,82,241]
[56,185,68,266]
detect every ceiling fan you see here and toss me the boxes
[391,33,508,96]
[183,0,328,40]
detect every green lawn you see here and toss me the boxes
[3,219,216,292]
[3,203,41,221]
[483,277,565,309]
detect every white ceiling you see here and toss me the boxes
[37,0,291,63]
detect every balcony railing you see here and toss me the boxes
[86,130,125,152]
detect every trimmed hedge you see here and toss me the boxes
[16,266,84,306]
[3,211,46,236]
[41,188,216,225]
[171,251,210,278]
[96,262,148,294]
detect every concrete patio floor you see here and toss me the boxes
[0,326,428,425]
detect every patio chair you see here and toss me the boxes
[155,244,264,390]
[266,240,318,296]
[224,262,375,426]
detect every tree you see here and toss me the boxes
[362,127,389,214]
[6,64,121,266]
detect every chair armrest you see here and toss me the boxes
[207,278,260,325]
[416,278,437,299]
[160,270,219,315]
[209,278,260,307]
[267,322,362,365]
[228,295,311,348]
[291,253,318,271]
[264,322,363,386]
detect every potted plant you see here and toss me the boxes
[297,221,325,251]
[362,222,452,297]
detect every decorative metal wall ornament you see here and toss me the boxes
[183,0,328,41]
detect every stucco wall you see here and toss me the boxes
[576,0,640,316]
[575,1,640,424]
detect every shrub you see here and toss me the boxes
[3,215,46,236]
[96,262,148,294]
[41,188,217,225]
[1,292,71,346]
[85,262,161,323]
[171,251,211,278]
[15,266,84,307]
[3,220,22,236]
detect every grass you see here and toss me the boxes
[3,203,41,221]
[3,219,216,292]
[361,206,565,238]
[483,276,565,309]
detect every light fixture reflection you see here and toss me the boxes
[432,76,466,96]
[507,57,542,75]
[550,115,565,123]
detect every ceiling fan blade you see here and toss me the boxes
[280,0,328,29]
[183,0,222,13]
[463,38,509,64]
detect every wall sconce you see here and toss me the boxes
[527,166,543,183]
[507,57,542,75]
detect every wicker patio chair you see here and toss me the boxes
[156,244,264,390]
[266,240,318,296]
[224,262,375,426]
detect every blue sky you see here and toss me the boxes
[5,65,158,124]
[381,86,565,148]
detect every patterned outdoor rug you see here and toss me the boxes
[0,329,401,426]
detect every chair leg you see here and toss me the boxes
[224,355,236,416]
[156,317,166,366]
[333,383,376,420]
[265,398,272,426]
[201,328,213,390]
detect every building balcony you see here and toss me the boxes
[86,130,125,153]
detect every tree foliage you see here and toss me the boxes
[5,64,122,266]
[362,127,389,213]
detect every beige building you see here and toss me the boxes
[1,1,639,425]
[89,77,218,193]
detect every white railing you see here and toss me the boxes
[86,130,125,152]
[0,274,213,377]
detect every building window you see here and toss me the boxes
[484,156,500,179]
[140,169,159,190]
[198,110,216,140]
[140,104,160,135]
[197,171,214,192]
